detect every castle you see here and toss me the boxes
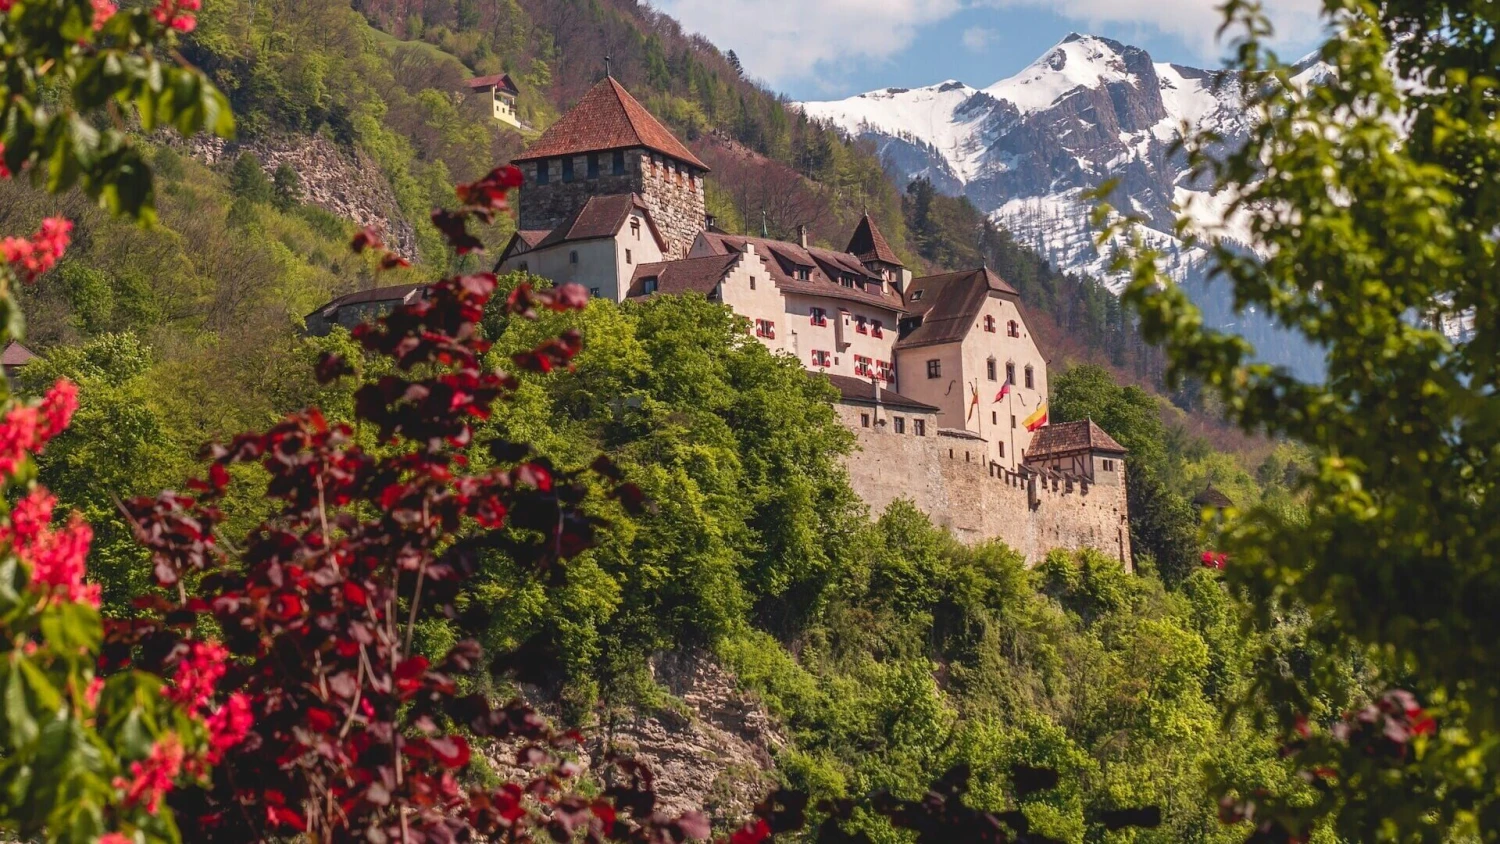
[491,77,1132,566]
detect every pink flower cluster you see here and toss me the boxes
[115,735,185,814]
[1,217,72,283]
[204,693,253,764]
[92,0,117,29]
[168,641,229,710]
[0,143,10,180]
[152,0,200,32]
[0,380,95,606]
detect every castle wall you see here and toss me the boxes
[637,153,706,261]
[837,403,1132,567]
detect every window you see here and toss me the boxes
[911,290,924,301]
[999,442,1005,458]
[612,150,626,175]
[749,276,757,291]
[876,361,892,381]
[1005,362,1016,385]
[1011,415,1017,429]
[926,359,941,379]
[810,307,826,326]
[631,219,641,239]
[1024,365,1035,389]
[796,268,811,281]
[861,413,871,428]
[914,419,926,436]
[984,315,996,333]
[587,154,600,179]
[561,157,574,182]
[1008,320,1021,338]
[992,411,997,425]
[987,359,997,381]
[840,275,854,288]
[536,160,550,185]
[569,250,579,265]
[755,319,776,339]
[642,277,659,294]
[872,320,884,338]
[626,249,633,264]
[854,355,872,376]
[855,316,868,335]
[811,350,831,367]
[589,287,601,297]
[894,417,906,434]
[518,262,529,273]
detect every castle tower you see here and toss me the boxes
[846,212,912,294]
[512,77,708,259]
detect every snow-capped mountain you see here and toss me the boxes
[799,33,1334,379]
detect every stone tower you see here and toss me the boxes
[512,77,708,260]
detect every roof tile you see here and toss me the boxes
[894,267,1020,350]
[514,78,708,170]
[1025,420,1128,460]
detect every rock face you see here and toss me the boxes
[189,133,420,261]
[800,34,1334,380]
[488,651,783,824]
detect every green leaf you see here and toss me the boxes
[2,657,39,750]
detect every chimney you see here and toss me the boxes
[872,375,882,406]
[797,224,808,249]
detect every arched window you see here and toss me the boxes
[1024,365,1035,389]
[986,358,997,381]
[1005,362,1016,385]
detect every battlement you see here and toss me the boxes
[838,405,1131,568]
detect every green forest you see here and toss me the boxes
[3,0,1496,841]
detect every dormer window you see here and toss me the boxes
[796,268,811,281]
[984,315,996,333]
[911,290,924,301]
[1007,320,1020,338]
[642,277,659,294]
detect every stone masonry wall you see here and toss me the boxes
[838,403,1132,567]
[516,150,705,259]
[637,153,706,260]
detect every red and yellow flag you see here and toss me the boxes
[966,381,980,422]
[1023,402,1048,432]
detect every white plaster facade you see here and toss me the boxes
[498,206,664,303]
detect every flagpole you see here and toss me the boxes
[1009,387,1017,470]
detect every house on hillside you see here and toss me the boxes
[465,74,522,129]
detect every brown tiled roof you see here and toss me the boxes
[625,254,740,298]
[513,77,708,171]
[697,232,904,313]
[894,267,1020,350]
[536,194,665,251]
[846,213,903,267]
[308,284,426,320]
[2,340,36,368]
[1025,420,1127,460]
[466,73,519,95]
[1193,484,1234,508]
[819,373,939,412]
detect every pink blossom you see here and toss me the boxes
[115,734,185,814]
[204,693,253,763]
[0,405,39,478]
[25,514,98,607]
[98,835,132,844]
[38,379,79,442]
[91,0,117,29]
[168,640,229,711]
[0,142,10,180]
[0,217,72,282]
[152,0,200,32]
[85,675,105,709]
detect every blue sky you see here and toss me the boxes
[653,0,1327,101]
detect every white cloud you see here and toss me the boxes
[961,26,997,52]
[655,0,1323,89]
[982,0,1324,59]
[654,0,961,86]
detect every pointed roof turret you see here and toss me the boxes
[513,77,708,171]
[846,212,903,267]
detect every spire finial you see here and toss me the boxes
[605,55,612,79]
[762,209,768,239]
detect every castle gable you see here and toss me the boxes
[896,268,1018,350]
